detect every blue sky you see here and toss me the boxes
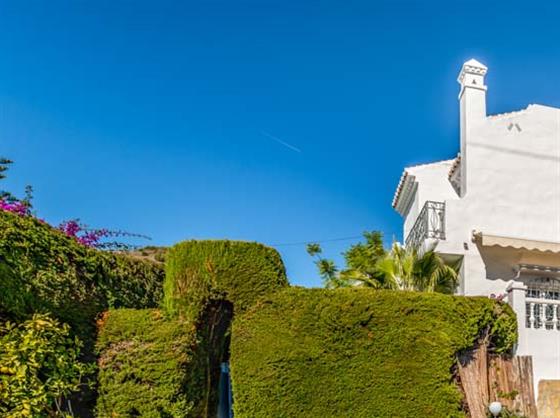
[2,1,560,287]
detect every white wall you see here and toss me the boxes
[402,160,458,241]
[464,105,560,245]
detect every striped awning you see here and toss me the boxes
[473,231,560,254]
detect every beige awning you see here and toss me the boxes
[473,231,560,254]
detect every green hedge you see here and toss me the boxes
[162,240,288,417]
[163,240,288,319]
[230,287,517,418]
[0,211,164,339]
[96,309,195,417]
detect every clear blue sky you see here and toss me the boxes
[2,1,560,287]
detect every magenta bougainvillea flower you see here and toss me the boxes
[58,220,112,248]
[1,199,147,249]
[0,199,29,216]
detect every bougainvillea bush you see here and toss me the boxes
[0,199,28,216]
[0,210,164,338]
[57,219,151,250]
[0,197,148,250]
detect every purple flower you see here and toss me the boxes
[0,199,29,216]
[58,219,112,248]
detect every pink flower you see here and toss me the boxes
[58,219,110,248]
[0,199,28,216]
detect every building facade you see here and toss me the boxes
[392,59,560,401]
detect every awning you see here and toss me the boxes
[473,231,560,254]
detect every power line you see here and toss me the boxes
[270,235,364,247]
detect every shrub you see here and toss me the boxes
[163,240,288,319]
[0,313,93,417]
[0,263,33,322]
[95,309,195,417]
[230,287,517,418]
[0,211,164,339]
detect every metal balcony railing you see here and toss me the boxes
[405,201,446,249]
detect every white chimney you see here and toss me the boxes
[458,58,488,120]
[457,59,488,196]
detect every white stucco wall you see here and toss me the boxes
[464,105,560,245]
[402,160,458,241]
[452,106,560,295]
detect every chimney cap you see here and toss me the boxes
[463,58,487,71]
[458,58,488,84]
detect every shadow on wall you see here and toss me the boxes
[477,244,525,283]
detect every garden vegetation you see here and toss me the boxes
[0,210,164,415]
[97,239,290,417]
[231,287,517,418]
[95,309,195,417]
[0,161,518,417]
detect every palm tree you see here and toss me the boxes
[375,243,458,293]
[308,232,459,293]
[308,232,388,289]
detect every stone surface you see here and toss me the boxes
[537,380,560,418]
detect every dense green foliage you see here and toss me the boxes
[231,287,517,418]
[308,231,386,287]
[0,210,164,338]
[0,211,521,417]
[164,240,288,319]
[163,240,288,416]
[308,231,458,292]
[0,263,31,322]
[376,242,459,293]
[96,240,288,418]
[0,210,165,415]
[0,314,93,417]
[96,309,195,417]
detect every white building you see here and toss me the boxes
[392,59,560,402]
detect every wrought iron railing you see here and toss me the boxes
[405,201,446,249]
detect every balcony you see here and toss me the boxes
[405,201,446,249]
[525,278,560,330]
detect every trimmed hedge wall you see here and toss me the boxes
[0,211,164,339]
[96,309,195,417]
[230,287,517,418]
[162,240,288,417]
[163,240,288,319]
[96,240,289,417]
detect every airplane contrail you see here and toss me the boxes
[260,131,302,153]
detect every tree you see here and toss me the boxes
[307,243,342,288]
[0,158,12,180]
[307,231,458,294]
[0,158,15,202]
[376,243,458,293]
[307,231,387,288]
